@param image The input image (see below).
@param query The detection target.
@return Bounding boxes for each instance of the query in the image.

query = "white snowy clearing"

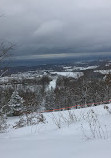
[63,66,98,71]
[73,66,98,71]
[48,78,57,90]
[0,104,111,158]
[94,70,111,74]
[50,71,83,78]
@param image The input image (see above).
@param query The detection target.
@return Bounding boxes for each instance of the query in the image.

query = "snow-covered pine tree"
[8,90,24,116]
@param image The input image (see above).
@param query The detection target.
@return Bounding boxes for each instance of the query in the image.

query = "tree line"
[0,70,111,116]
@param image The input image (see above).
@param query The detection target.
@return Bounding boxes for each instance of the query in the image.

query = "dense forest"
[0,69,111,116]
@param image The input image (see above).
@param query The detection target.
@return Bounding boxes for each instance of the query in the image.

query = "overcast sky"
[0,0,111,60]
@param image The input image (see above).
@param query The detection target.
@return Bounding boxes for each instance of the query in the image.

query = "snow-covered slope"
[0,104,111,158]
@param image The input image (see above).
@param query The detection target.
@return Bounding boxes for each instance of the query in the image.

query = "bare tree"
[0,15,14,77]
[0,42,13,63]
[0,15,14,132]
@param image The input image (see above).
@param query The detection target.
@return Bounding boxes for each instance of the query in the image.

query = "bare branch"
[0,42,15,62]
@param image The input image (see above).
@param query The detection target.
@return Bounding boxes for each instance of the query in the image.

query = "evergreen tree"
[8,90,24,116]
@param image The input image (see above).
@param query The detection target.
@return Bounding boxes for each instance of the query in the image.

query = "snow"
[63,66,72,69]
[50,72,83,78]
[0,71,42,84]
[73,66,98,71]
[63,66,98,72]
[94,70,111,74]
[105,63,111,67]
[47,72,84,91]
[0,104,111,158]
[48,78,57,90]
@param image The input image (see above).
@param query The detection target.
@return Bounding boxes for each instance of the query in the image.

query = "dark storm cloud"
[0,0,111,59]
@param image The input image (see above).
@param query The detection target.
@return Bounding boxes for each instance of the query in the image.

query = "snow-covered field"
[50,71,83,78]
[94,70,111,74]
[0,104,111,158]
[73,66,98,71]
[63,66,98,71]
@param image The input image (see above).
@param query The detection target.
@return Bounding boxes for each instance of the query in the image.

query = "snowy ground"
[50,71,83,78]
[47,78,57,90]
[63,66,98,71]
[0,104,111,158]
[73,66,98,71]
[94,70,111,74]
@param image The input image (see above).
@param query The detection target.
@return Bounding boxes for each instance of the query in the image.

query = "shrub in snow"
[13,116,27,129]
[8,90,24,116]
[104,105,111,114]
[13,113,46,129]
[52,111,78,129]
[81,109,107,139]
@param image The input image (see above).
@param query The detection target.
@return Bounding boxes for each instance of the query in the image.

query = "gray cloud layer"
[0,0,111,59]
